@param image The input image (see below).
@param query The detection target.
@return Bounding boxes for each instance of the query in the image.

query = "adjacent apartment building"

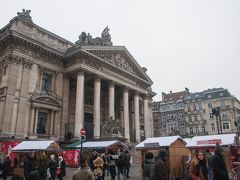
[153,88,240,137]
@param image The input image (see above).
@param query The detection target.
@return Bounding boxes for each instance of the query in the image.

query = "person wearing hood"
[48,154,58,180]
[154,149,169,180]
[72,155,94,180]
[143,152,155,180]
[212,144,229,180]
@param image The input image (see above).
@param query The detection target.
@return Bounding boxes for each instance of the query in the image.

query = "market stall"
[64,140,128,167]
[135,136,190,179]
[11,140,60,178]
[186,133,238,172]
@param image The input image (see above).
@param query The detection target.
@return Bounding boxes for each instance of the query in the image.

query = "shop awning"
[186,133,237,148]
[12,140,59,152]
[135,136,185,149]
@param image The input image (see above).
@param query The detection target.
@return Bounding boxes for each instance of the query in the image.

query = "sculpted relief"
[98,53,136,75]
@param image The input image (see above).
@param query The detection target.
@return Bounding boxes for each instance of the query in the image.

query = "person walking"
[57,156,66,180]
[212,144,229,180]
[154,149,169,180]
[205,149,213,180]
[143,152,155,180]
[48,154,58,180]
[109,158,117,180]
[123,150,131,178]
[72,155,95,180]
[189,151,208,180]
[116,154,126,180]
[2,156,11,180]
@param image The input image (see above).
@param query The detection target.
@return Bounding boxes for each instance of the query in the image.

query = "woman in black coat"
[212,144,229,180]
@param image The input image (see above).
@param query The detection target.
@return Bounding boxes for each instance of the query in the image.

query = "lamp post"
[212,107,222,134]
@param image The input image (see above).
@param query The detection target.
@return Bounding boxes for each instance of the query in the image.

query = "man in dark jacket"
[144,152,155,180]
[154,149,169,180]
[212,144,229,180]
[24,154,35,180]
[116,154,126,180]
[2,156,11,180]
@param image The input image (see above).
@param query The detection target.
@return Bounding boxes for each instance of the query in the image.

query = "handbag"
[56,167,62,176]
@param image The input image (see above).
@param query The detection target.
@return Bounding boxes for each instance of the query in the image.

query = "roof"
[186,134,237,148]
[68,140,128,150]
[135,136,184,149]
[12,140,55,152]
[163,91,186,102]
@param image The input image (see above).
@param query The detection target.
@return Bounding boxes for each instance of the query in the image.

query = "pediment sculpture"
[17,9,33,23]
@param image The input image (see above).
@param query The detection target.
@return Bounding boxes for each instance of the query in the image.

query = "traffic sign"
[80,128,86,136]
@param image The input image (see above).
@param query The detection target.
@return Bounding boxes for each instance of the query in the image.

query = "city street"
[65,164,142,180]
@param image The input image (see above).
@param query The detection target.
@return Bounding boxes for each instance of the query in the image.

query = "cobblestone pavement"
[65,164,142,180]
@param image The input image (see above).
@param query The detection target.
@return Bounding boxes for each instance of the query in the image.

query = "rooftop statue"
[17,9,33,23]
[101,26,111,41]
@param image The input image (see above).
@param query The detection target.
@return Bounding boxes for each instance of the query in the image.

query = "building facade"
[0,10,155,142]
[152,88,189,137]
[153,88,240,137]
[184,88,240,136]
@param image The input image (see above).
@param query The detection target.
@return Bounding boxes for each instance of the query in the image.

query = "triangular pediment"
[80,46,153,84]
[31,92,61,107]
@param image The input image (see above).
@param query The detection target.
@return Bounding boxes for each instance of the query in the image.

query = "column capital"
[77,68,85,75]
[109,81,115,87]
[94,75,102,81]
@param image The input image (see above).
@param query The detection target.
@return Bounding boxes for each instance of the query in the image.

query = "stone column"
[50,110,54,135]
[134,93,140,143]
[144,96,150,138]
[75,71,84,138]
[93,76,101,139]
[29,108,35,134]
[123,88,130,141]
[109,82,115,120]
[34,109,39,134]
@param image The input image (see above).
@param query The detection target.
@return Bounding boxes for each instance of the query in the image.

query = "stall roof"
[135,136,184,149]
[186,133,237,148]
[12,140,55,152]
[76,140,128,149]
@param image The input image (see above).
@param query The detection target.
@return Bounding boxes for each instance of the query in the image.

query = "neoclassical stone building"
[0,10,155,142]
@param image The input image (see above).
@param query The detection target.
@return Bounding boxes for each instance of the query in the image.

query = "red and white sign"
[80,128,86,136]
[197,139,222,145]
[63,150,80,167]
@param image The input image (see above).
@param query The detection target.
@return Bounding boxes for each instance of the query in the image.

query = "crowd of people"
[142,144,230,180]
[73,149,131,180]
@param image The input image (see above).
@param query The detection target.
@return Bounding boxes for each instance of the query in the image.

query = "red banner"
[197,139,222,145]
[0,141,21,162]
[63,150,80,167]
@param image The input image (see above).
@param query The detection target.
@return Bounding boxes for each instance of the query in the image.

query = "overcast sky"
[1,0,240,100]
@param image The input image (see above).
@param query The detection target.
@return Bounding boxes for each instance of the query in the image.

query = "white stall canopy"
[135,136,185,149]
[186,133,237,148]
[75,140,128,149]
[12,140,58,152]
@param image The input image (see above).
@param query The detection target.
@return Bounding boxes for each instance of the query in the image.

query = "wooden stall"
[11,140,60,178]
[186,133,238,173]
[135,136,190,179]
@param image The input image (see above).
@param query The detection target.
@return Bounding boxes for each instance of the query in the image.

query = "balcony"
[185,119,207,126]
[186,109,205,115]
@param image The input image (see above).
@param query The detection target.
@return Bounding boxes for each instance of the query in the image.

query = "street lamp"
[212,107,222,134]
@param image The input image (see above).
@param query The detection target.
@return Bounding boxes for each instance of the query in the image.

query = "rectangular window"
[37,111,48,135]
[188,116,192,122]
[194,115,198,121]
[202,126,205,132]
[222,122,230,130]
[195,127,199,133]
[193,106,197,111]
[198,105,202,110]
[211,123,215,131]
[208,103,212,108]
[209,113,214,118]
[190,127,193,134]
[42,74,52,91]
[220,100,225,107]
[187,106,191,112]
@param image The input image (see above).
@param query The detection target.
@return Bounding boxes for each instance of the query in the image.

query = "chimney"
[162,92,166,101]
[185,87,189,95]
